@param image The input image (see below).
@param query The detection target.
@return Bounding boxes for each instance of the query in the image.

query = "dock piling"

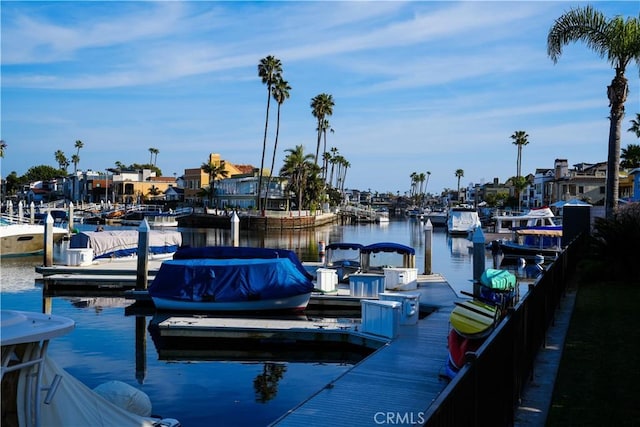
[44,213,54,267]
[136,219,150,290]
[424,219,433,274]
[472,226,485,296]
[231,211,240,247]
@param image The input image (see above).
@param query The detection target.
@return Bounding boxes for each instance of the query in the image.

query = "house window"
[578,186,584,194]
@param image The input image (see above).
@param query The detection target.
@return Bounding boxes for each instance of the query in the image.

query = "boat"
[443,328,485,379]
[449,299,500,339]
[495,226,563,260]
[0,309,179,427]
[68,229,182,261]
[447,206,481,235]
[478,268,518,309]
[359,242,416,273]
[375,209,390,223]
[1,215,68,257]
[323,242,364,283]
[421,208,448,226]
[492,206,560,234]
[148,246,315,312]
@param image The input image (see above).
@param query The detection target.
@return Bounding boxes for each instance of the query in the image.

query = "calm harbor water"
[1,217,502,426]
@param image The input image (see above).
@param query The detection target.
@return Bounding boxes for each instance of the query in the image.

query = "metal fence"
[422,234,584,426]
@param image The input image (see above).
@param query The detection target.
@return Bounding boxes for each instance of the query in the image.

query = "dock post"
[472,226,485,297]
[424,219,433,274]
[30,202,35,224]
[136,219,150,290]
[231,211,240,247]
[18,201,24,222]
[44,213,54,267]
[68,202,74,233]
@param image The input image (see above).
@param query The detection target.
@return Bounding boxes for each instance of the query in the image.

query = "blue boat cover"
[361,242,415,255]
[325,243,364,251]
[148,258,314,303]
[172,246,314,280]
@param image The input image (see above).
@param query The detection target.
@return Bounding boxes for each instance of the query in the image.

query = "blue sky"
[2,1,638,196]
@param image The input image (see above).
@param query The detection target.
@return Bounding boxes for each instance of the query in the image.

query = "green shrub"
[586,202,640,282]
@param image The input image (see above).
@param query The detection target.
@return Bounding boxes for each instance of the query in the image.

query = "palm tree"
[328,147,339,187]
[629,113,640,138]
[310,93,334,166]
[510,130,530,178]
[547,6,640,217]
[621,144,640,169]
[148,147,159,166]
[0,140,6,158]
[280,145,315,216]
[320,119,334,180]
[257,55,283,213]
[455,169,464,201]
[201,161,229,208]
[54,150,68,172]
[425,171,431,195]
[264,77,291,211]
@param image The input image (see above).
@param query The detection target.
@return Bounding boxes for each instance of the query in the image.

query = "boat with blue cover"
[148,246,315,312]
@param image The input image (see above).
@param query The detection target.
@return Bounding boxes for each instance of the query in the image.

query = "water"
[0,217,505,426]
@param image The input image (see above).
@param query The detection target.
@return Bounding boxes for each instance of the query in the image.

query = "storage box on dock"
[361,300,401,339]
[379,292,421,325]
[316,268,338,293]
[349,273,384,298]
[383,267,418,291]
[66,248,94,266]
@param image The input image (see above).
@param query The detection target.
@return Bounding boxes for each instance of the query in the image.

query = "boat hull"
[1,225,67,257]
[151,292,312,312]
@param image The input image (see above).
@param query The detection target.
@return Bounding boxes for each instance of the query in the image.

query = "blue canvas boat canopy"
[361,242,415,255]
[148,258,314,303]
[325,243,365,251]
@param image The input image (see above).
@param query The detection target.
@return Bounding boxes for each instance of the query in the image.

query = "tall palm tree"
[280,145,315,215]
[629,113,640,138]
[264,77,291,211]
[310,93,334,166]
[328,147,339,187]
[148,148,159,166]
[149,147,154,165]
[201,161,229,208]
[455,169,464,201]
[257,55,283,213]
[547,6,640,217]
[0,140,6,158]
[510,130,530,178]
[425,171,431,195]
[320,118,334,179]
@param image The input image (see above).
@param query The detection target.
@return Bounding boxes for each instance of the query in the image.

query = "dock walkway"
[271,277,459,426]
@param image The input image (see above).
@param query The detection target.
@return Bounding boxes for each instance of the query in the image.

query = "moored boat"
[492,206,559,234]
[447,206,481,235]
[496,226,563,260]
[148,246,315,312]
[323,242,364,283]
[68,229,182,261]
[0,309,179,427]
[1,215,68,257]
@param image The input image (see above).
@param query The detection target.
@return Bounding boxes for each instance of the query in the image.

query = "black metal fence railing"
[422,234,584,426]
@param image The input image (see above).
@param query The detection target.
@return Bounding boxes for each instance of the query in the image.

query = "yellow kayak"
[450,299,499,338]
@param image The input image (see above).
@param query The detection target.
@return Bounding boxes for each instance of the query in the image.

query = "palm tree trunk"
[605,72,627,218]
[258,90,272,214]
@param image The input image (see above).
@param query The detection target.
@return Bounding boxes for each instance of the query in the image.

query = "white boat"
[0,309,179,427]
[421,209,448,226]
[1,215,68,257]
[67,229,182,261]
[447,206,481,235]
[496,226,564,260]
[492,206,559,234]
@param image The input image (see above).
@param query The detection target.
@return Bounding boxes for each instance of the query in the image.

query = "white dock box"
[383,267,418,290]
[316,268,338,293]
[66,248,94,266]
[361,300,401,339]
[349,273,385,298]
[379,292,421,325]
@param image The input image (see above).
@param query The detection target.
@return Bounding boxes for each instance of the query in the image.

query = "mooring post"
[231,211,240,247]
[18,201,24,223]
[424,219,433,275]
[68,202,74,233]
[136,219,150,290]
[472,226,485,297]
[44,212,54,267]
[30,202,35,225]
